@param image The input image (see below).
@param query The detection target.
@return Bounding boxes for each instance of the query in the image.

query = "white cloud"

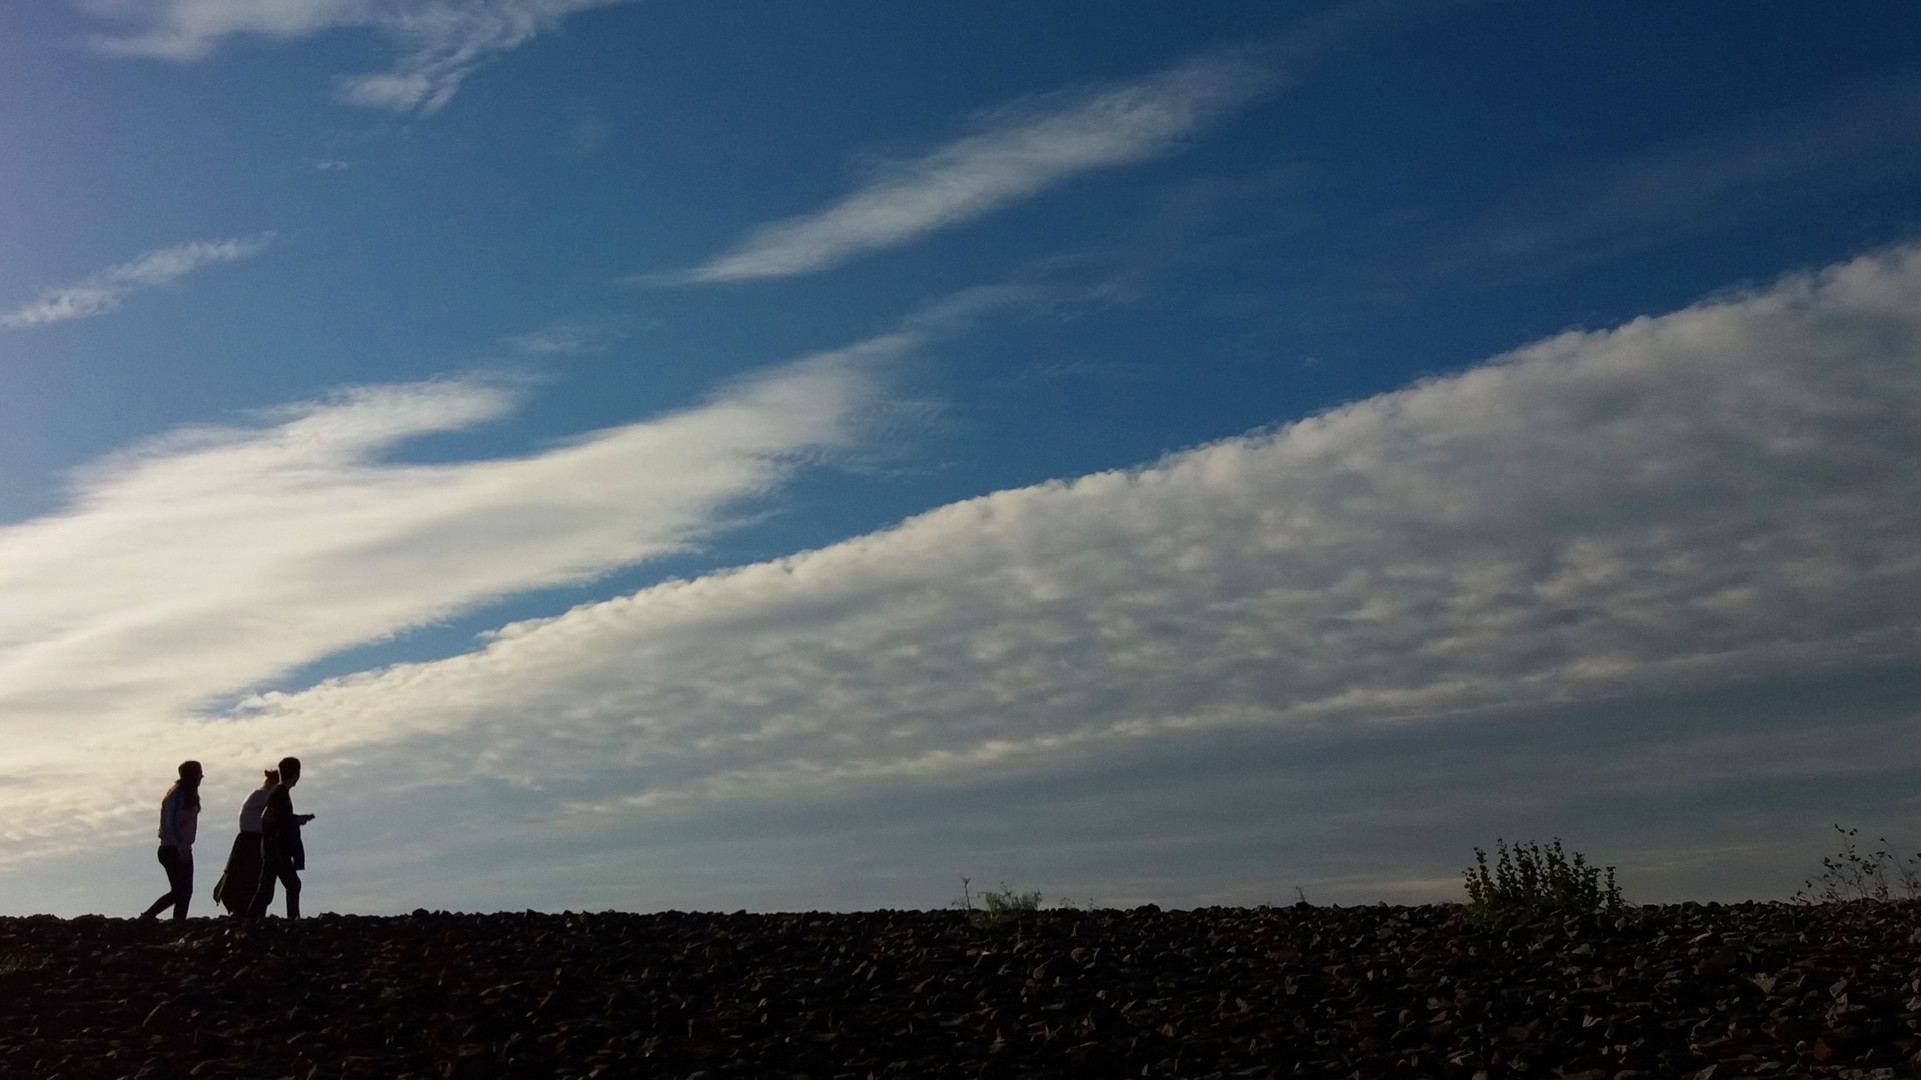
[504,320,619,356]
[11,245,1921,911]
[1,234,273,329]
[168,243,1921,890]
[0,337,892,858]
[661,49,1281,285]
[79,0,635,113]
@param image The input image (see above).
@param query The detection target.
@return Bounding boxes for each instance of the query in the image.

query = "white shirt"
[238,787,273,834]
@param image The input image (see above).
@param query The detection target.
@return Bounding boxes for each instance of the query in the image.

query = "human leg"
[166,847,193,919]
[277,862,302,920]
[142,846,191,920]
[139,846,175,919]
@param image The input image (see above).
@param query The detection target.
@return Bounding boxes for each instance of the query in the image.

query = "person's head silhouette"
[279,756,301,788]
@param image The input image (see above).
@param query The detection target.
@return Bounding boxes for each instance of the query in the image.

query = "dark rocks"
[1,902,1919,1077]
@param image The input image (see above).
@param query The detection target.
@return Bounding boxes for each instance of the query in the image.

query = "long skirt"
[211,831,262,915]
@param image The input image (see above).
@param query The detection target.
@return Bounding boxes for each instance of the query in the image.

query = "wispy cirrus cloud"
[8,244,1921,912]
[504,320,622,357]
[33,241,1908,913]
[2,234,273,329]
[284,242,1921,804]
[654,48,1283,285]
[78,0,636,113]
[0,282,1051,871]
[0,335,896,863]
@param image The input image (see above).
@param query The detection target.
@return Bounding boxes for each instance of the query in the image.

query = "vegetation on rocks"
[6,835,1921,1077]
[1795,825,1921,905]
[951,876,1047,928]
[3,899,1921,1078]
[1462,838,1623,920]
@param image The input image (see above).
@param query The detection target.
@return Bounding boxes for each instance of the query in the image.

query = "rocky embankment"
[1,902,1918,1079]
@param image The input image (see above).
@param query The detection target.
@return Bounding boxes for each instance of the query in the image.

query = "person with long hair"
[211,768,278,916]
[139,760,202,921]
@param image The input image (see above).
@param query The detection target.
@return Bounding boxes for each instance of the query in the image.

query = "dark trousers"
[142,845,192,920]
[246,837,301,919]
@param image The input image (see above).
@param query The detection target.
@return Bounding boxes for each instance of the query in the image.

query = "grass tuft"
[1794,824,1921,904]
[1462,838,1622,920]
[951,876,1046,928]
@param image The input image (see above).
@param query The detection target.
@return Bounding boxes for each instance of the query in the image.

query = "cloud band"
[2,234,273,329]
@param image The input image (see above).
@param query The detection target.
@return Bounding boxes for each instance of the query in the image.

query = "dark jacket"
[259,783,307,871]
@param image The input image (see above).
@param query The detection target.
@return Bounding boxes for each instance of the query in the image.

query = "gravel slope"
[1,902,1918,1079]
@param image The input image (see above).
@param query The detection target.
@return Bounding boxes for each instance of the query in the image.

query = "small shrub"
[1462,838,1622,919]
[952,876,1045,928]
[1794,824,1921,904]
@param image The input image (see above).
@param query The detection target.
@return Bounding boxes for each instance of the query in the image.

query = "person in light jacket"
[139,760,202,921]
[212,768,277,916]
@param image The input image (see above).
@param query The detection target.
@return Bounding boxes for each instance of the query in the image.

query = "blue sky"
[2,1,1920,916]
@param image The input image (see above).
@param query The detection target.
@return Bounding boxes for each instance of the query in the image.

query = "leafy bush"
[951,876,1045,928]
[1794,824,1921,904]
[1462,838,1622,918]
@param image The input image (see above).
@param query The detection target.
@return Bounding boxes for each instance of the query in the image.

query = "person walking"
[139,760,202,921]
[211,768,277,915]
[245,756,314,920]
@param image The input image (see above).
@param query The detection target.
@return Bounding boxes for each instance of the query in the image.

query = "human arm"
[272,790,314,827]
[158,789,180,848]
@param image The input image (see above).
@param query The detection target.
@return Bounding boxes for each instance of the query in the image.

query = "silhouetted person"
[139,760,202,921]
[212,768,277,916]
[245,756,314,920]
